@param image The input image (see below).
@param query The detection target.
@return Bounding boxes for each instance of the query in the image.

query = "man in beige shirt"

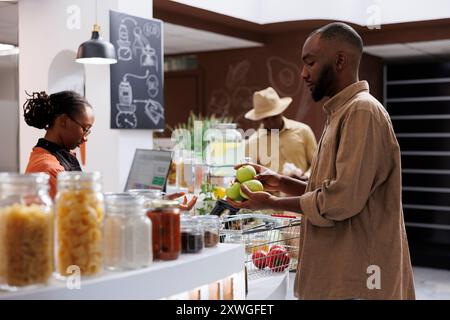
[245,87,317,177]
[228,22,415,299]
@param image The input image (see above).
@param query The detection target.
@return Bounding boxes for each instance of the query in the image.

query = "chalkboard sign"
[109,10,164,129]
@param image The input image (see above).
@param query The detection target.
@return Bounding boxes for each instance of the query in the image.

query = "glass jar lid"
[149,199,180,210]
[128,189,165,199]
[0,172,50,194]
[104,193,145,215]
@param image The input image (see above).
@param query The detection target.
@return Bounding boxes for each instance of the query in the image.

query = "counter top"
[0,243,245,300]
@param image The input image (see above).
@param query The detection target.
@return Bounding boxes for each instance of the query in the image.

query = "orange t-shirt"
[25,147,65,198]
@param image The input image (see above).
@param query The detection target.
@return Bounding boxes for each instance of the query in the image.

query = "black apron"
[35,138,82,171]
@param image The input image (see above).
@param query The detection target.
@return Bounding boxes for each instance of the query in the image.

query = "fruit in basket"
[226,182,244,201]
[236,165,257,183]
[252,249,268,269]
[239,180,264,199]
[268,245,285,253]
[213,186,227,199]
[267,246,290,272]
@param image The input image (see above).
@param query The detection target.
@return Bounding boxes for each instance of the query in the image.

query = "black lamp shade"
[76,27,117,64]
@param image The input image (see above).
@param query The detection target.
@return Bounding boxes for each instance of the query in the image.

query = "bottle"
[196,215,221,248]
[55,171,104,278]
[145,199,181,260]
[0,173,53,291]
[181,216,204,254]
[104,193,152,271]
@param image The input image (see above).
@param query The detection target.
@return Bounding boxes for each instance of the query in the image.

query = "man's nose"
[82,136,88,143]
[300,65,309,80]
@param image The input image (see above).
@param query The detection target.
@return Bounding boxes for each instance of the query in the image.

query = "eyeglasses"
[67,115,91,137]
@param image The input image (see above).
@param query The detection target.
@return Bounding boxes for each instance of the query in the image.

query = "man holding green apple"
[227,22,415,300]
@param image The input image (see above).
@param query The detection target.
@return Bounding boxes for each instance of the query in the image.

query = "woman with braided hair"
[24,91,94,198]
[23,90,197,209]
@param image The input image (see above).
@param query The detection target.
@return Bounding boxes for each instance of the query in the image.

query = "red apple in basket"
[267,247,290,272]
[268,245,285,253]
[252,250,268,269]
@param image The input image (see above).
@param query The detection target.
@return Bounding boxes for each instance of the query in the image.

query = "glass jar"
[128,189,165,200]
[0,173,53,291]
[204,123,244,190]
[196,215,220,248]
[104,193,152,271]
[55,171,104,278]
[204,123,244,167]
[146,199,180,260]
[181,216,204,254]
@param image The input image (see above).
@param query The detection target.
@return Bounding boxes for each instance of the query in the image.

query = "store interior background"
[1,0,450,298]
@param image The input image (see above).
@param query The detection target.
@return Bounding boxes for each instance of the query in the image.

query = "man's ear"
[335,51,347,72]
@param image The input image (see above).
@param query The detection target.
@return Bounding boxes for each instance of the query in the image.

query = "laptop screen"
[124,149,172,192]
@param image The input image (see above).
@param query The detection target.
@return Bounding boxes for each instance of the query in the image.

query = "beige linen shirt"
[295,81,415,300]
[246,117,317,174]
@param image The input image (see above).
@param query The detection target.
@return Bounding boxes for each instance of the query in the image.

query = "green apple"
[236,165,257,183]
[226,182,244,201]
[240,179,264,199]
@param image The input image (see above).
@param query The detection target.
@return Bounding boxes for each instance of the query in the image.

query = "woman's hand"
[165,192,198,211]
[226,184,277,211]
[234,163,282,192]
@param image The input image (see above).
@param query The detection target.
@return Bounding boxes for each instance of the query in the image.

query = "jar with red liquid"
[146,199,180,260]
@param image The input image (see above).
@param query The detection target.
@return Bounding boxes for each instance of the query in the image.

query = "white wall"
[19,0,154,192]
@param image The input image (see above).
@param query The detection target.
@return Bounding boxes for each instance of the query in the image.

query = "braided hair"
[23,91,91,130]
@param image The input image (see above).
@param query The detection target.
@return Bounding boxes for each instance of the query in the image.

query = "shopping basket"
[220,213,301,280]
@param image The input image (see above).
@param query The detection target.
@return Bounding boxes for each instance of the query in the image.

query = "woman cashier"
[23,90,196,208]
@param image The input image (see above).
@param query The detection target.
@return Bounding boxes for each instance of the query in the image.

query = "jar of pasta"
[55,171,104,278]
[104,193,152,271]
[146,200,180,260]
[0,173,53,291]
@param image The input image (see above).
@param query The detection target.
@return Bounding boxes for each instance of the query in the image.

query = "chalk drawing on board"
[116,17,137,61]
[144,22,161,39]
[267,56,301,97]
[133,98,164,126]
[146,74,159,98]
[116,16,159,69]
[115,70,150,128]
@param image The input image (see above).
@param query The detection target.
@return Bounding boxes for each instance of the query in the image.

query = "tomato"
[252,250,267,269]
[267,248,290,272]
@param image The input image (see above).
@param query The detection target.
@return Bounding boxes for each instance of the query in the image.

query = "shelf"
[0,243,245,300]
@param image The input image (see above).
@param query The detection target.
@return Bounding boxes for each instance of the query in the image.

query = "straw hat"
[244,87,292,121]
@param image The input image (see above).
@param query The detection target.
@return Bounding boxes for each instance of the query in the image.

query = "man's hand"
[226,183,277,210]
[234,163,282,192]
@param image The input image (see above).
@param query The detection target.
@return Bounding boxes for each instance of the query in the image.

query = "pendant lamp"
[76,1,117,64]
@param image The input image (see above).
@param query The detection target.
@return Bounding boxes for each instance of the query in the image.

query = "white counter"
[0,243,245,300]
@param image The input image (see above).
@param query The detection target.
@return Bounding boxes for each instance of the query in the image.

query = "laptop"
[124,149,173,192]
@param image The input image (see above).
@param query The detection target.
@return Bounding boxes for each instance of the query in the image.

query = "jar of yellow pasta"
[55,171,104,278]
[0,173,53,291]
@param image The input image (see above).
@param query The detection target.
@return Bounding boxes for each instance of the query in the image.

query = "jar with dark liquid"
[181,216,204,254]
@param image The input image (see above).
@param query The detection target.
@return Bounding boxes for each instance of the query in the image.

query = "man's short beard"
[312,63,334,102]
